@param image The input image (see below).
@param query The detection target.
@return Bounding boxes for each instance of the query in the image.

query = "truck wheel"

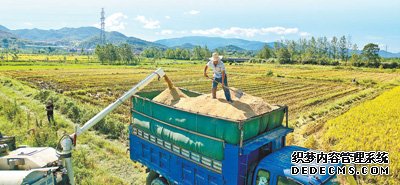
[146,171,159,185]
[151,177,168,185]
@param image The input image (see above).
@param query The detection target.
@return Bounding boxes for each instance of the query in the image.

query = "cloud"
[300,32,311,37]
[23,22,33,26]
[191,26,304,37]
[156,29,188,36]
[160,29,173,35]
[165,16,171,19]
[94,12,128,31]
[106,13,128,31]
[135,15,160,29]
[185,10,200,15]
[261,27,299,35]
[178,30,187,34]
[192,27,257,37]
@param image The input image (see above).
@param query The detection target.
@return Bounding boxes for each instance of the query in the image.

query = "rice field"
[1,59,399,184]
[321,86,400,185]
[2,62,399,125]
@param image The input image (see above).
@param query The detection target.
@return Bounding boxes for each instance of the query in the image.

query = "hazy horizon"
[1,0,399,52]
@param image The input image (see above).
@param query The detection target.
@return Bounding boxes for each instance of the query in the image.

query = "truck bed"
[129,125,293,185]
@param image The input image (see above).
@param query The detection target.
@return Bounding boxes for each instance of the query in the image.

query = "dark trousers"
[47,113,55,125]
[212,74,232,102]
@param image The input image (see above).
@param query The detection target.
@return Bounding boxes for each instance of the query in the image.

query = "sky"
[0,0,399,52]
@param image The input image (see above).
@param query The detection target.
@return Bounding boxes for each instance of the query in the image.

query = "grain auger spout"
[59,68,166,185]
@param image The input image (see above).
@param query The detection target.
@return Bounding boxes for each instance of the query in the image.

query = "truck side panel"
[130,130,224,185]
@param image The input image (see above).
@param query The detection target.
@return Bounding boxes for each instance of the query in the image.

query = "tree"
[362,43,381,67]
[321,37,329,58]
[273,42,281,54]
[118,44,134,64]
[339,36,348,62]
[105,44,118,63]
[308,37,317,56]
[316,37,324,58]
[350,44,361,67]
[180,49,190,60]
[347,35,352,60]
[141,47,163,59]
[276,47,291,64]
[330,36,338,59]
[47,47,55,54]
[192,46,202,60]
[95,45,106,64]
[95,44,139,65]
[286,40,297,60]
[165,49,174,59]
[298,38,307,55]
[350,53,362,67]
[351,44,358,55]
[257,45,273,59]
[301,37,318,64]
[202,45,211,60]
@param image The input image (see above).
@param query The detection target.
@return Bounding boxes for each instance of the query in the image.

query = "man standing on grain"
[204,52,233,103]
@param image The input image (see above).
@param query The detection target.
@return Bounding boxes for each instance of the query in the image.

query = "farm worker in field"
[46,100,55,125]
[204,52,233,103]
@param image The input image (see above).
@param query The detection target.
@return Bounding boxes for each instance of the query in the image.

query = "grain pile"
[153,87,277,120]
[152,87,188,105]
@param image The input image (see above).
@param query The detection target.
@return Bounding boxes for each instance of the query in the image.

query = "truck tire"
[151,177,168,185]
[146,171,159,185]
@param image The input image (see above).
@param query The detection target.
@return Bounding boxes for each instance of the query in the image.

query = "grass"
[0,77,145,184]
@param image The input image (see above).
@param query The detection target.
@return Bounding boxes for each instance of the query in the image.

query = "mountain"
[0,25,164,49]
[76,31,165,49]
[155,36,272,50]
[11,27,101,42]
[0,25,10,32]
[0,26,15,39]
[170,43,197,49]
[216,45,246,52]
[0,30,16,39]
[378,50,400,58]
[0,24,399,57]
[349,49,400,58]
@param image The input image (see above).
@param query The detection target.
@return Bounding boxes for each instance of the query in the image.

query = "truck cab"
[253,146,341,185]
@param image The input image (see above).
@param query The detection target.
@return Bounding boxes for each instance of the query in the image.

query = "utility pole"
[100,8,106,45]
